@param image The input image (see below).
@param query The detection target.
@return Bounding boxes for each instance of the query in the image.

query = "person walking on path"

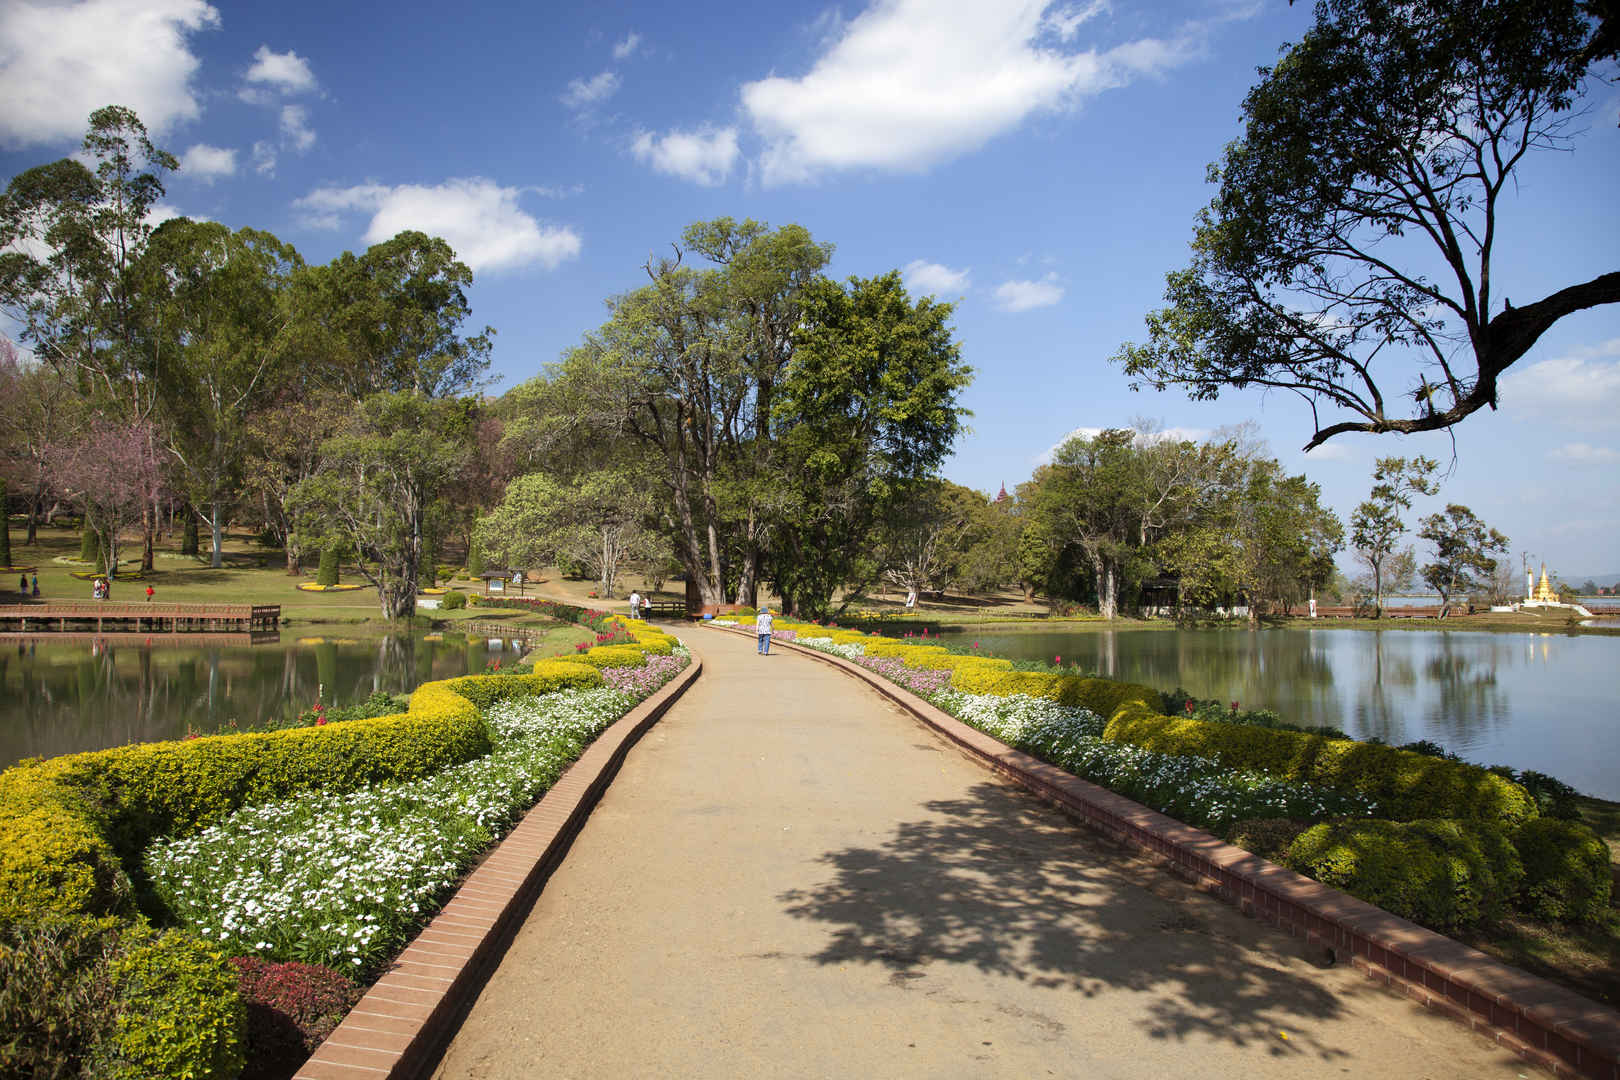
[145,584,154,602]
[30,572,38,598]
[755,607,773,654]
[629,590,642,620]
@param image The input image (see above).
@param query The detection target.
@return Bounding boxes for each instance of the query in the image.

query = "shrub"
[570,645,649,669]
[231,957,362,1077]
[861,641,949,662]
[435,661,604,709]
[0,914,126,1078]
[1103,708,1538,826]
[1229,818,1311,861]
[105,929,246,1080]
[1511,818,1613,923]
[316,547,340,587]
[1283,818,1522,930]
[909,653,1014,673]
[440,590,467,610]
[947,666,1162,718]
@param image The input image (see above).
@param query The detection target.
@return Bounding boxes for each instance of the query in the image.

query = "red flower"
[1230,701,1239,711]
[1185,701,1195,714]
[1054,654,1061,666]
[316,716,327,726]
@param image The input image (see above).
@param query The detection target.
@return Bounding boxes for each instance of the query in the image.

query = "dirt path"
[432,626,1529,1079]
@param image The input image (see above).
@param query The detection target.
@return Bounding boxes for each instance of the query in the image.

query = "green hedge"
[569,644,650,669]
[1283,818,1524,930]
[433,661,604,709]
[1511,818,1613,923]
[0,916,244,1080]
[949,666,1162,718]
[1103,706,1537,826]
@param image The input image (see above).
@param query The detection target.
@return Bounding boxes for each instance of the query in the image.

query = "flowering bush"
[851,655,951,697]
[600,651,691,699]
[796,636,866,660]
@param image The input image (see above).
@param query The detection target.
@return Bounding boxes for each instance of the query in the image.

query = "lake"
[928,625,1620,800]
[0,631,530,770]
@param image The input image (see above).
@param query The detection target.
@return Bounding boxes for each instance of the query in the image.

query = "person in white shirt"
[629,590,641,619]
[756,608,774,655]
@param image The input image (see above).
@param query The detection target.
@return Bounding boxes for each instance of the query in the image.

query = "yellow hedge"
[861,641,948,662]
[570,644,650,669]
[1102,707,1538,826]
[912,653,1014,672]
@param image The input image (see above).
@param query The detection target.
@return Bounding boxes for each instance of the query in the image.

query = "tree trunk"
[210,502,224,569]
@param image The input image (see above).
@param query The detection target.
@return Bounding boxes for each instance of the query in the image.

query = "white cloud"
[242,45,317,97]
[251,140,277,175]
[0,0,219,147]
[1501,340,1620,417]
[293,178,583,273]
[630,127,740,187]
[612,32,641,61]
[994,275,1064,312]
[280,105,316,152]
[561,71,621,109]
[740,0,1206,185]
[1549,443,1620,465]
[179,143,236,182]
[903,260,970,296]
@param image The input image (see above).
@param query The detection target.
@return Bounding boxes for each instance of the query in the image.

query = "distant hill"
[1565,573,1620,590]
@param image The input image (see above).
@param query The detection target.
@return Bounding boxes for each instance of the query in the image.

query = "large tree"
[289,393,472,618]
[1419,503,1509,616]
[764,272,971,618]
[1114,0,1618,449]
[142,219,302,567]
[0,106,178,569]
[476,469,656,599]
[1350,455,1438,614]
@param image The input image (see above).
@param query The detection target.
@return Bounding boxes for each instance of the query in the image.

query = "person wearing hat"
[755,606,774,655]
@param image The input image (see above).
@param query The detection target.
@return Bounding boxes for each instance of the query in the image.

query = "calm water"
[932,626,1620,800]
[0,632,529,770]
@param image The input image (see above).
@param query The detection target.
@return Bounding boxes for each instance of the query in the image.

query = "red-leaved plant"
[231,956,363,1079]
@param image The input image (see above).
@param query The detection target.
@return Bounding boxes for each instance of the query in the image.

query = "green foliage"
[476,469,654,599]
[1511,818,1613,923]
[1229,818,1309,861]
[106,929,245,1080]
[466,540,485,577]
[1418,504,1509,616]
[569,645,649,670]
[440,589,467,610]
[0,917,243,1080]
[1103,710,1538,826]
[0,914,126,1078]
[1111,0,1613,448]
[315,546,339,587]
[434,660,604,709]
[80,525,96,563]
[1284,818,1523,930]
[946,664,1162,716]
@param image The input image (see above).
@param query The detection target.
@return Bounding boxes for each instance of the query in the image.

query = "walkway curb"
[294,649,704,1080]
[714,625,1620,1080]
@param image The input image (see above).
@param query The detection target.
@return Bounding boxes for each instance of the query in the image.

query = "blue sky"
[3,0,1618,577]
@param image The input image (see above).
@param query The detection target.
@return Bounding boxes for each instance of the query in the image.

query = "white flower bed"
[145,672,681,973]
[796,636,867,659]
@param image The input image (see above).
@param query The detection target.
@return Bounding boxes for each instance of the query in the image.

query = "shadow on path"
[779,780,1353,1063]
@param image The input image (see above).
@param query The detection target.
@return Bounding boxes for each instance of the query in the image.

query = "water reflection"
[0,632,527,770]
[929,626,1619,799]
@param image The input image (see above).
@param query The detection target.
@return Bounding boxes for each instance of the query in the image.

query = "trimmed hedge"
[569,644,650,669]
[433,661,604,709]
[861,641,949,662]
[1511,818,1613,923]
[910,653,1015,672]
[106,930,246,1079]
[1283,818,1524,930]
[0,916,245,1080]
[1103,706,1538,826]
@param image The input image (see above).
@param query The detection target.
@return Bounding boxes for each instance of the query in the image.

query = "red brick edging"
[716,625,1620,1080]
[294,654,703,1080]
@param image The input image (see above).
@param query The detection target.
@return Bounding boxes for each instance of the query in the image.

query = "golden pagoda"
[1534,563,1557,604]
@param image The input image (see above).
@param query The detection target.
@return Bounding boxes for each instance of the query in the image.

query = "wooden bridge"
[0,602,280,634]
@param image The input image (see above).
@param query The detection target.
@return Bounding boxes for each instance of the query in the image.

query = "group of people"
[627,591,653,620]
[17,573,39,598]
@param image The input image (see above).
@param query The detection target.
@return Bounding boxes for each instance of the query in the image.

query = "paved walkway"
[432,627,1528,1078]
